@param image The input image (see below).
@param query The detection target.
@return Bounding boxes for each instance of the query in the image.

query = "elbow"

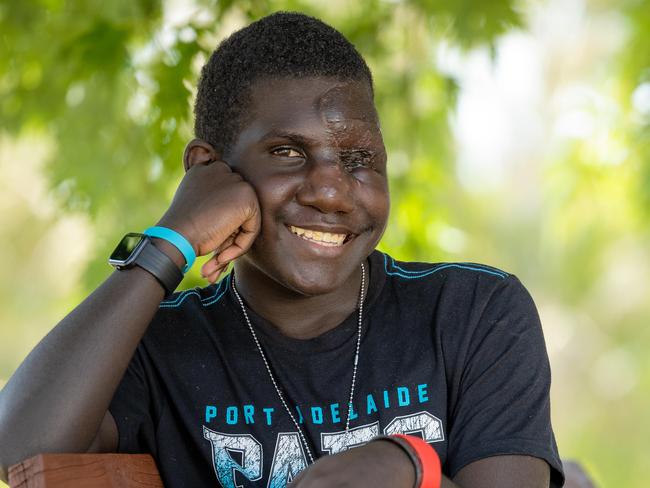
[0,433,8,483]
[0,426,16,484]
[0,443,10,484]
[0,432,9,483]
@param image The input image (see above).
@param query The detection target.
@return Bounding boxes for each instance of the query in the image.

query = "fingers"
[204,266,227,284]
[212,205,262,265]
[200,258,228,284]
[200,256,222,276]
[215,229,257,264]
[192,179,260,260]
[199,226,257,283]
[240,199,262,237]
[215,232,237,256]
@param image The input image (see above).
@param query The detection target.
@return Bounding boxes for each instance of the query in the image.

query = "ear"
[183,139,220,172]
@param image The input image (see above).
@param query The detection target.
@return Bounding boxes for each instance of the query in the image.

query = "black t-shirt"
[109,250,564,487]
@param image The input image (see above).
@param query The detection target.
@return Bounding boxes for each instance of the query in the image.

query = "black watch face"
[109,233,147,267]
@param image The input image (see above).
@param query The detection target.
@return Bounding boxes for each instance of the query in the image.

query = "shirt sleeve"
[108,343,160,455]
[445,275,564,487]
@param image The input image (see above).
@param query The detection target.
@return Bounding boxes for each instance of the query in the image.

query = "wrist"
[155,216,199,255]
[108,234,183,296]
[369,438,417,487]
[151,238,187,270]
[144,225,196,273]
[371,435,441,488]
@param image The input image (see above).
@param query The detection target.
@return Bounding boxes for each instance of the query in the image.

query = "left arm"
[452,454,550,488]
[291,275,561,487]
[289,441,550,487]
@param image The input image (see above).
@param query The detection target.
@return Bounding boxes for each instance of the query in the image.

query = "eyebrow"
[259,130,318,146]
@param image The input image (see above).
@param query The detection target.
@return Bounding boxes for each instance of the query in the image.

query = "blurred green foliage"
[0,0,525,289]
[1,0,649,486]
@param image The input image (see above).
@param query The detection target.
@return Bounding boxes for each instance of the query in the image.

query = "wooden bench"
[8,454,163,488]
[9,454,596,487]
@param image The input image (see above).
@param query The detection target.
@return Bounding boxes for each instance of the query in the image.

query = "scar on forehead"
[316,84,374,127]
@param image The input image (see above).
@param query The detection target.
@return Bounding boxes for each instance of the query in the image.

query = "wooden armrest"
[8,453,163,487]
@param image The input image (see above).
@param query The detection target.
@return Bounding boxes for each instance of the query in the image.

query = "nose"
[296,156,356,214]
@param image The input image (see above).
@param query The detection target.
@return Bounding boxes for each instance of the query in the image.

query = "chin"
[285,270,346,296]
[242,247,360,297]
[267,258,352,296]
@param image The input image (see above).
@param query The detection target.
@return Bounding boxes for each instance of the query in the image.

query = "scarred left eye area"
[340,149,375,171]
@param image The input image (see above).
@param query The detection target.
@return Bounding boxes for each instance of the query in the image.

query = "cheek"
[375,191,391,223]
[355,176,390,221]
[250,174,300,219]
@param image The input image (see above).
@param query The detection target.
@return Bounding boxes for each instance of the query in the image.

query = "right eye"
[271,147,303,158]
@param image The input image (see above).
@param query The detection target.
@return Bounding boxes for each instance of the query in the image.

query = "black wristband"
[371,435,422,488]
[134,239,184,296]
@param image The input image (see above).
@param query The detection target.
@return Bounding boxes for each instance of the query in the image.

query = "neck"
[232,261,367,340]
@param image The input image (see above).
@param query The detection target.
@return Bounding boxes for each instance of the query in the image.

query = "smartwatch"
[108,233,183,296]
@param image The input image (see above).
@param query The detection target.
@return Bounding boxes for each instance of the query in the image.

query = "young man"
[0,12,564,488]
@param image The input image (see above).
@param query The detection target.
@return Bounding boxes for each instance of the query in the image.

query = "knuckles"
[164,159,262,259]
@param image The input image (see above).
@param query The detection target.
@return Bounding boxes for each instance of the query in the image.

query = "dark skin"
[221,77,390,338]
[0,76,550,487]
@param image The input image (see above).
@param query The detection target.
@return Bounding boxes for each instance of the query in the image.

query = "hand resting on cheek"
[157,156,262,284]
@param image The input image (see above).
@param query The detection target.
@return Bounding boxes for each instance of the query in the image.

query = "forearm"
[0,262,169,476]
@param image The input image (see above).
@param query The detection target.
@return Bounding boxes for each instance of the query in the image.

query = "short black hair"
[194,12,374,155]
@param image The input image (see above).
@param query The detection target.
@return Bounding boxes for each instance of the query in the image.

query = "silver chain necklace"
[231,263,366,464]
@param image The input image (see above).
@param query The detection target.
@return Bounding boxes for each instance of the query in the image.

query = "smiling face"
[225,76,389,296]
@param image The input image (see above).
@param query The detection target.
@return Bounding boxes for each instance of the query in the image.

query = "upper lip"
[286,223,358,236]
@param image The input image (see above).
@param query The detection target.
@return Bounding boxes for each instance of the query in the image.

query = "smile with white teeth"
[289,225,348,247]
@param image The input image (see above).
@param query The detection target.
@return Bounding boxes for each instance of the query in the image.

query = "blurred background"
[1,0,649,486]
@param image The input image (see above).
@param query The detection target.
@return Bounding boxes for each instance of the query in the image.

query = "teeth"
[290,226,348,246]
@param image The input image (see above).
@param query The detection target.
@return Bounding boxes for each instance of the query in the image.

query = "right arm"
[0,160,260,482]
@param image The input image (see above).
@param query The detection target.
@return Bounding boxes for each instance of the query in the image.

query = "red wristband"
[393,434,441,488]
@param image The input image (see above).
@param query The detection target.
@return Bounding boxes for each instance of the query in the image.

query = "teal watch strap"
[144,226,196,273]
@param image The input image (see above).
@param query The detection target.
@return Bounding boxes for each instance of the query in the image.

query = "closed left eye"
[343,159,368,171]
[340,149,375,172]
